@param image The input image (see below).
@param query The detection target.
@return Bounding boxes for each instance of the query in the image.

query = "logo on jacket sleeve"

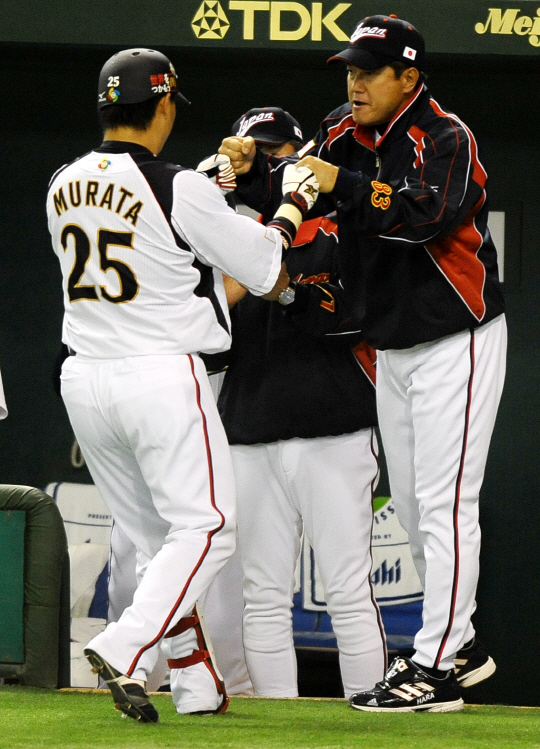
[371,180,392,210]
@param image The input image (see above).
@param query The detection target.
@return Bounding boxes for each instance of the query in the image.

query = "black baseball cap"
[97,48,190,110]
[231,107,303,145]
[328,14,425,71]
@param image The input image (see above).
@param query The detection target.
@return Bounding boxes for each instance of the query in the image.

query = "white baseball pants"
[61,353,236,682]
[376,314,507,671]
[232,428,387,698]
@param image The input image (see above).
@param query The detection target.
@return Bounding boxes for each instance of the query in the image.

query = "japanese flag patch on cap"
[328,14,426,71]
[403,46,417,60]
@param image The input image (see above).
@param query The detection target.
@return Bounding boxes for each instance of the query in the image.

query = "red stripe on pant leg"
[435,332,475,668]
[368,427,388,670]
[126,355,226,676]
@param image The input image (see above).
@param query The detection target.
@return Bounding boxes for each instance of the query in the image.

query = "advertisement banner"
[301,496,423,610]
[2,1,540,56]
[293,496,423,651]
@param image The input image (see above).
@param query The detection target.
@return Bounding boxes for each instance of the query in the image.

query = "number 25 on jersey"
[61,226,139,304]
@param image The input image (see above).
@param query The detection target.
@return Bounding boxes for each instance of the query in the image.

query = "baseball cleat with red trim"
[349,657,464,713]
[455,638,496,688]
[84,649,159,723]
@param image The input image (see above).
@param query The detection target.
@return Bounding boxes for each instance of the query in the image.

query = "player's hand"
[297,156,338,193]
[196,153,237,195]
[267,165,319,249]
[218,136,256,175]
[282,163,319,213]
[262,262,290,301]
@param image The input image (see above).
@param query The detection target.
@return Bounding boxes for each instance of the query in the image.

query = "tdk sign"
[192,1,351,41]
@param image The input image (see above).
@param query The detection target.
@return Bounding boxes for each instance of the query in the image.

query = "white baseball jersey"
[47,143,282,358]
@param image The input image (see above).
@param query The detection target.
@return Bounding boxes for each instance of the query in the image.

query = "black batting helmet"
[97,48,190,110]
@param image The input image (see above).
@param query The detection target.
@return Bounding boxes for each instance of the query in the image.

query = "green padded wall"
[0,486,70,688]
[0,511,26,663]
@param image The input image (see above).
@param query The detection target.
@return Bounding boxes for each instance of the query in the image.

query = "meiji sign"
[475,7,540,48]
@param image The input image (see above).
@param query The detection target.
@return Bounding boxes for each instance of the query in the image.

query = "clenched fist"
[218,136,257,175]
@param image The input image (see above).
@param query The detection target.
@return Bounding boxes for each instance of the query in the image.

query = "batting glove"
[268,164,319,249]
[281,163,319,213]
[196,153,237,195]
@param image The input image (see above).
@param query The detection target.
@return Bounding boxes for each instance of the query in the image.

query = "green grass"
[0,687,539,749]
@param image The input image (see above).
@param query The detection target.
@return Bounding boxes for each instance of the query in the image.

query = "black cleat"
[455,638,496,688]
[84,648,159,723]
[349,657,464,713]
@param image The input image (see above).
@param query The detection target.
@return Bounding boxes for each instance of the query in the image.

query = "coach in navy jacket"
[220,14,506,714]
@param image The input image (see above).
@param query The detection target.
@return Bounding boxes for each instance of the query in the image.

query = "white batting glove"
[196,153,237,195]
[281,163,319,212]
[267,165,320,250]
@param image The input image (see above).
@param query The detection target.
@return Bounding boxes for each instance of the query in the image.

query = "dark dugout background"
[0,42,539,705]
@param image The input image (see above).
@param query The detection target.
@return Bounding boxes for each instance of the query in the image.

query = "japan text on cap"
[231,107,303,145]
[328,14,425,71]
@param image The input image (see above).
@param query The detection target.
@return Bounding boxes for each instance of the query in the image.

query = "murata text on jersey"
[52,180,144,227]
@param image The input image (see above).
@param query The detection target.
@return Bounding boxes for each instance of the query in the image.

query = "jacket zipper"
[375,149,381,177]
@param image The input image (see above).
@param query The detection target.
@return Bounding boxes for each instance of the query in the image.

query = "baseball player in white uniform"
[46,48,318,722]
[220,14,506,713]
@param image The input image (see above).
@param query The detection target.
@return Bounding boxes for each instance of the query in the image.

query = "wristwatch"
[277,285,296,306]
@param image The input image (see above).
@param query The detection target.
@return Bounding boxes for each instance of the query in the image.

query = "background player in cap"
[207,107,386,699]
[231,106,303,155]
[220,14,506,712]
[47,47,318,722]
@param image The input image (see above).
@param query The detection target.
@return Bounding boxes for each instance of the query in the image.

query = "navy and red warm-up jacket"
[217,215,378,445]
[236,84,505,351]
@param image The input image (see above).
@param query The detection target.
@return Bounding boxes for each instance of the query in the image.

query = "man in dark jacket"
[219,15,506,713]
[215,108,387,700]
